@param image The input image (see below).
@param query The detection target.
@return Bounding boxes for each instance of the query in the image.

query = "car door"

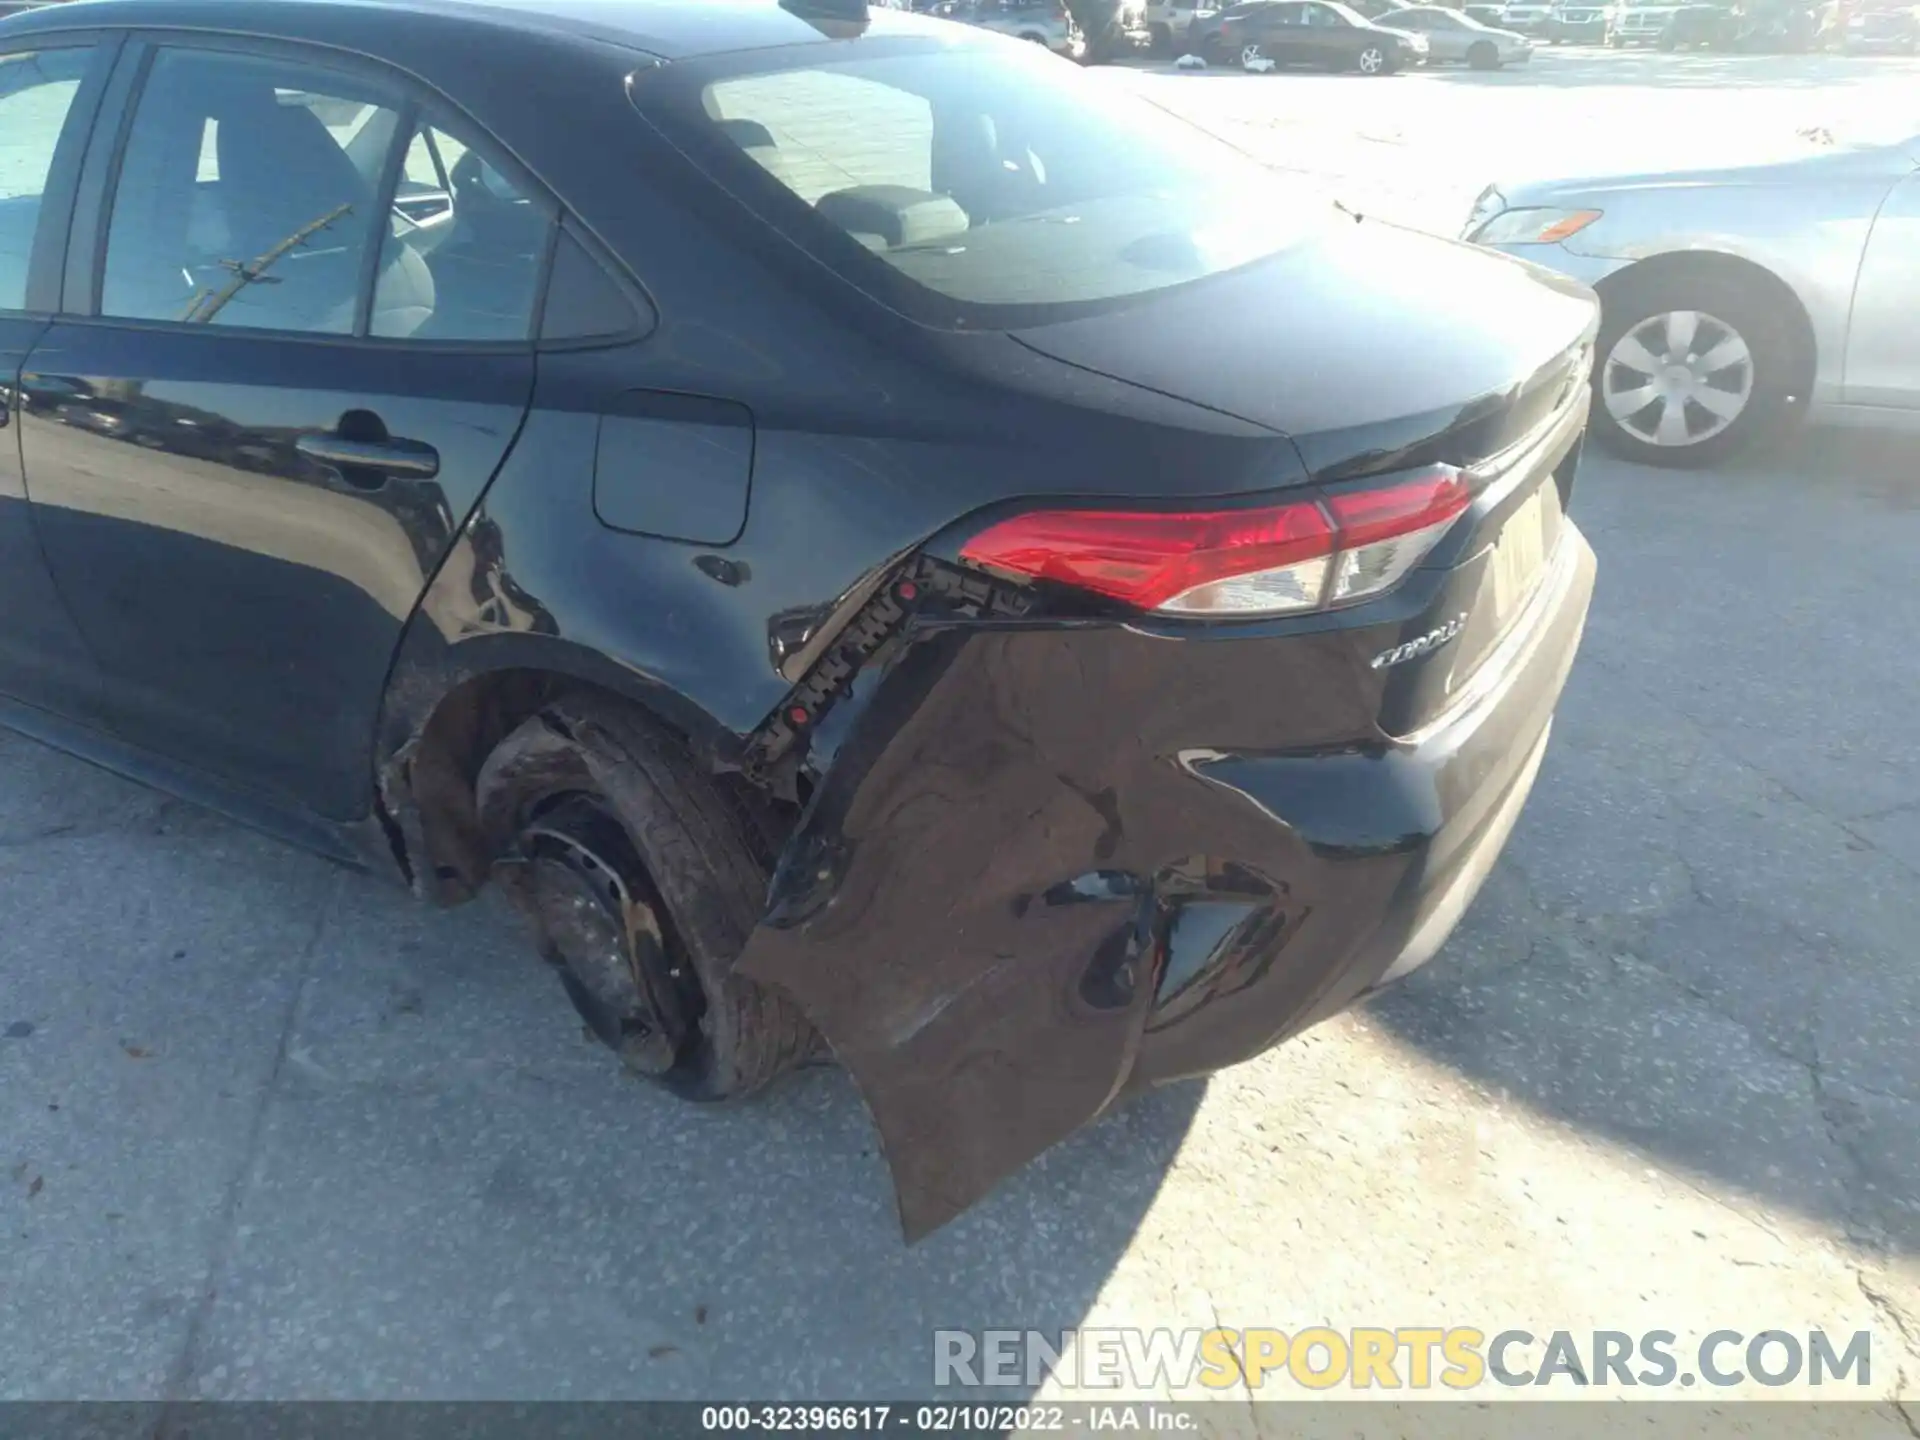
[1252,1,1310,59]
[0,41,117,723]
[1302,1,1361,59]
[1422,9,1469,55]
[17,37,550,821]
[1390,6,1437,46]
[1414,9,1467,56]
[1843,169,1920,409]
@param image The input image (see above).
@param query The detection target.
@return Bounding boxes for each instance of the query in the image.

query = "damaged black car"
[0,0,1596,1237]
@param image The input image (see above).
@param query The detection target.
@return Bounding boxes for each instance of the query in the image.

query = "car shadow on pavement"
[1361,431,1920,1280]
[0,747,1203,1400]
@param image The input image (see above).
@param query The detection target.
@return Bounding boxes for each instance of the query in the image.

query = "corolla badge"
[1370,613,1470,670]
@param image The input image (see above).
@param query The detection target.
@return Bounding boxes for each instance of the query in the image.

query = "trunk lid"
[1011,217,1597,481]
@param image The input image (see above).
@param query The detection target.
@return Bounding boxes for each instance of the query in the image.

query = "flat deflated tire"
[475,694,818,1101]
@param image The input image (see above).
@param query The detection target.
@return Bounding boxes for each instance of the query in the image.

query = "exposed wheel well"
[1593,250,1818,406]
[380,668,801,907]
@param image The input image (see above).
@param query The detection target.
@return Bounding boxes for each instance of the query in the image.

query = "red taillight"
[1322,470,1471,606]
[959,466,1470,618]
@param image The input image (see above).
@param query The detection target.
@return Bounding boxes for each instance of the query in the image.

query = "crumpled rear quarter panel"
[737,617,1411,1240]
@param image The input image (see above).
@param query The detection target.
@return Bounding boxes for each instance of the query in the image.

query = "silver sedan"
[1464,127,1920,467]
[1386,5,1534,64]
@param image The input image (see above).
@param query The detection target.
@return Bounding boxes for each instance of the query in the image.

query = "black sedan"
[0,0,1594,1237]
[1658,2,1740,45]
[1226,0,1431,69]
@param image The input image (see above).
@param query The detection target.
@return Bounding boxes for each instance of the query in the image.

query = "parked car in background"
[934,0,1088,54]
[1188,0,1273,55]
[1232,0,1429,68]
[1464,1,1509,18]
[1500,0,1556,32]
[1466,123,1920,465]
[1343,0,1415,17]
[1659,2,1739,45]
[1388,5,1534,62]
[0,0,1598,1241]
[1547,0,1610,39]
[1842,1,1918,48]
[1607,0,1682,42]
[1144,0,1204,47]
[1731,0,1820,45]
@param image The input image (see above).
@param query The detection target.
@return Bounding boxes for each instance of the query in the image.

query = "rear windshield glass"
[632,34,1324,329]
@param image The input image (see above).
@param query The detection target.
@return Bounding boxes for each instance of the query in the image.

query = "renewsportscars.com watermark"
[934,1328,1876,1392]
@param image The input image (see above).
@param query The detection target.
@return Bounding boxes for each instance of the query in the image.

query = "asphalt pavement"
[2,46,1918,1417]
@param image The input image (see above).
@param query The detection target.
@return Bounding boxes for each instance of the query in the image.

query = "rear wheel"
[475,694,819,1101]
[1467,39,1501,66]
[1241,40,1269,66]
[1355,42,1392,71]
[1590,269,1797,468]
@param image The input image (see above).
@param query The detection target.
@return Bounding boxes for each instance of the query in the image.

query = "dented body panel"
[740,417,1595,1238]
[0,0,1599,1235]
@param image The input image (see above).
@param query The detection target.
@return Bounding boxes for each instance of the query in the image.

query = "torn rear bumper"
[738,522,1595,1240]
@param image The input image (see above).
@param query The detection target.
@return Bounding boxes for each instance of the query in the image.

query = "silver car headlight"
[1471,206,1603,244]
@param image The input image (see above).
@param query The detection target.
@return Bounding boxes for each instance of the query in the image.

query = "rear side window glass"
[540,225,644,342]
[370,116,553,341]
[0,48,94,311]
[102,49,398,333]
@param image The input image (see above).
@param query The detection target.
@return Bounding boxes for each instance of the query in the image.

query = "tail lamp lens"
[959,466,1470,618]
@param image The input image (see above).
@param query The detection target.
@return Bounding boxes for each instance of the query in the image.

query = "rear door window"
[368,115,553,340]
[0,48,97,311]
[99,45,559,344]
[101,48,399,333]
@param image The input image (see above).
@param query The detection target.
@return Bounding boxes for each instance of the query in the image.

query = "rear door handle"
[296,431,440,484]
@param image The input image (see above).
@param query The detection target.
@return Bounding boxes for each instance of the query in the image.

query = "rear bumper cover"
[1130,519,1593,1089]
[739,510,1595,1241]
